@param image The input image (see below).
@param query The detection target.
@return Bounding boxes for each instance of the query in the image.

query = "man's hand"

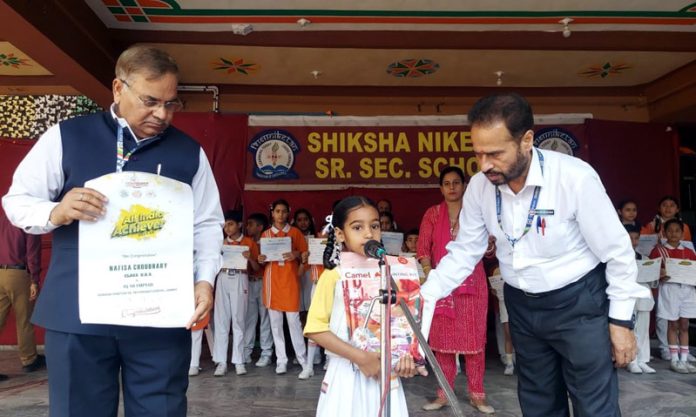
[29,282,39,301]
[49,187,108,226]
[186,281,214,329]
[609,323,636,368]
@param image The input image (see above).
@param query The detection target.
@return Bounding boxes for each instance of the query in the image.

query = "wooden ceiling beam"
[1,0,116,104]
[111,29,696,52]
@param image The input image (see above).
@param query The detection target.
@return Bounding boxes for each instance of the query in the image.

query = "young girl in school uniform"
[649,219,696,374]
[294,208,317,314]
[642,196,692,241]
[304,196,424,417]
[617,199,641,230]
[258,199,310,378]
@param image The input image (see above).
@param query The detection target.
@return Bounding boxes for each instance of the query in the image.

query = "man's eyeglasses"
[120,79,184,113]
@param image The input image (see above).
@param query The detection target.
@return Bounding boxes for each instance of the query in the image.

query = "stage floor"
[1,346,695,417]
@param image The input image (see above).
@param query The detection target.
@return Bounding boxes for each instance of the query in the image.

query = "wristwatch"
[608,314,636,330]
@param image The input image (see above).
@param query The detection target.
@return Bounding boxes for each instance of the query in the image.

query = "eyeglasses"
[120,79,184,112]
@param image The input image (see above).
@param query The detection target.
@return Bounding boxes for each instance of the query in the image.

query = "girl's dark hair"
[439,166,466,186]
[616,199,637,211]
[323,196,377,269]
[663,218,684,233]
[293,208,316,235]
[269,199,290,214]
[247,212,269,230]
[658,195,680,210]
[405,228,419,238]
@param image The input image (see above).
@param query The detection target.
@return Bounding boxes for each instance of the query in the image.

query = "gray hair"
[115,45,179,81]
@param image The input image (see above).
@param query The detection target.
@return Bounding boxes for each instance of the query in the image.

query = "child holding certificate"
[294,208,317,313]
[642,196,692,241]
[213,210,260,376]
[304,196,424,417]
[258,199,311,378]
[625,224,657,374]
[649,219,696,374]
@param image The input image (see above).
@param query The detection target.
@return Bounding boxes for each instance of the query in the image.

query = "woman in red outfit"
[418,166,495,414]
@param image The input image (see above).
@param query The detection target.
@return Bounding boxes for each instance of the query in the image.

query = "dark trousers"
[45,328,190,417]
[504,264,620,417]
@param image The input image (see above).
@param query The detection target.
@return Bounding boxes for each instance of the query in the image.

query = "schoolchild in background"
[402,228,419,254]
[642,196,693,360]
[212,210,260,376]
[617,199,641,229]
[625,224,656,374]
[294,208,317,313]
[379,211,397,232]
[258,199,311,378]
[642,196,692,241]
[649,219,696,373]
[304,196,423,417]
[243,213,274,367]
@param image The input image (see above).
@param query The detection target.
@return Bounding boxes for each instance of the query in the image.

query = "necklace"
[449,215,459,239]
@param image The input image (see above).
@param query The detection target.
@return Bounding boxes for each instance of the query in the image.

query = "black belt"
[0,264,26,270]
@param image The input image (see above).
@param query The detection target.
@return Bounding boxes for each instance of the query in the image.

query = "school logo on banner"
[534,127,579,156]
[248,129,300,179]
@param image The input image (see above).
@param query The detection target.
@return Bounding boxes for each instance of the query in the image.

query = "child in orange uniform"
[258,199,310,377]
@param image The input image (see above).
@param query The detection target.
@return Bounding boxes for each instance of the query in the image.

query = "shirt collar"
[226,234,243,244]
[665,242,683,250]
[271,224,291,234]
[110,104,158,144]
[498,147,544,194]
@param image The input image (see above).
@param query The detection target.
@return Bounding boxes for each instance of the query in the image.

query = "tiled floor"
[2,347,696,417]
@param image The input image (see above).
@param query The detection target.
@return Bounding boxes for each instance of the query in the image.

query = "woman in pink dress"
[418,166,495,414]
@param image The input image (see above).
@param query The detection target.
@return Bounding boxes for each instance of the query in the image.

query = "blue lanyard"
[495,150,544,248]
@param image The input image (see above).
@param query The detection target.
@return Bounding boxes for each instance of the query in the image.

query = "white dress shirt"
[1,106,223,285]
[421,147,650,320]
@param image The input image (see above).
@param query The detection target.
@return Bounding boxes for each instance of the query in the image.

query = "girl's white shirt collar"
[271,224,291,234]
[226,234,243,244]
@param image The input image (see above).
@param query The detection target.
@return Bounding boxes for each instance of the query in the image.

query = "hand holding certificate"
[381,232,404,256]
[78,171,194,328]
[260,237,292,262]
[222,245,249,270]
[307,237,327,265]
[664,258,696,286]
[488,274,505,301]
[636,259,661,283]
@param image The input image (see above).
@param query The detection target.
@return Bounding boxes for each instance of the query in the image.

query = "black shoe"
[0,374,8,381]
[23,354,46,373]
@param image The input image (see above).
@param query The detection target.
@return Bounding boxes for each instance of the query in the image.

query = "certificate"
[260,237,291,262]
[308,237,327,265]
[636,234,658,257]
[222,245,249,270]
[665,258,696,286]
[79,171,194,328]
[636,259,661,283]
[381,232,404,256]
[488,274,505,301]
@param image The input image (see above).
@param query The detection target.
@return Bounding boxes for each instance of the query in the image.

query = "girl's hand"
[660,275,671,282]
[258,254,267,263]
[395,354,417,378]
[355,351,381,379]
[242,250,250,259]
[282,251,295,261]
[301,251,309,264]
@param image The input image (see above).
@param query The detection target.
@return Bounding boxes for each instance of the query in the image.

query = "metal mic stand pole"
[390,277,466,417]
[378,257,392,417]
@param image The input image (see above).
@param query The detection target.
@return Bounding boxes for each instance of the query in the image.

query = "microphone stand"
[377,256,465,417]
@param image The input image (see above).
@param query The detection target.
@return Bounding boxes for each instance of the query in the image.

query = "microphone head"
[364,239,386,259]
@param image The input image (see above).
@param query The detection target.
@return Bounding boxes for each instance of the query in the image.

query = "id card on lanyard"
[116,126,136,173]
[495,151,544,248]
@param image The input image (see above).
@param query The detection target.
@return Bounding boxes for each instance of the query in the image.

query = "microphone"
[364,240,386,260]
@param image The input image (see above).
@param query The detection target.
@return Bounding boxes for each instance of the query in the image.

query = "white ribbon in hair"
[321,214,334,235]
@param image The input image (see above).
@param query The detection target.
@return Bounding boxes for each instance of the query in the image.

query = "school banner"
[246,115,589,190]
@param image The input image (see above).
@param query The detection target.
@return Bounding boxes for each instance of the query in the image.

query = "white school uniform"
[633,253,655,365]
[190,327,215,369]
[244,278,273,360]
[656,243,696,321]
[312,268,409,417]
[213,236,250,366]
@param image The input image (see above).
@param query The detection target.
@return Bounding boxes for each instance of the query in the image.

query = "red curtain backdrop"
[583,119,680,225]
[0,116,681,345]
